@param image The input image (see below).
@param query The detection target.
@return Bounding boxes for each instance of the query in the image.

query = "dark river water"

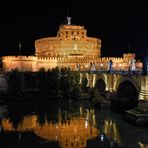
[0,99,148,148]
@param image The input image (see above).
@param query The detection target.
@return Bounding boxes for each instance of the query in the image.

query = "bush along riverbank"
[2,68,81,102]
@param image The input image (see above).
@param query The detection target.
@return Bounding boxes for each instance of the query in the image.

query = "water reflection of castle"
[103,119,121,144]
[2,115,98,147]
[1,107,121,148]
[2,17,142,72]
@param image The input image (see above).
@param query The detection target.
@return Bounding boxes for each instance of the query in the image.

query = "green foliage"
[6,69,22,94]
[23,71,36,90]
[38,68,46,92]
[6,67,81,99]
[51,67,60,91]
[59,68,80,99]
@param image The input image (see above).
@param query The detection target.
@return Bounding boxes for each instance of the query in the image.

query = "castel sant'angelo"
[2,17,142,72]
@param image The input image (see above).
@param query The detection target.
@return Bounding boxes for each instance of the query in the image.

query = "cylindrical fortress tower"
[35,23,101,58]
[2,17,142,72]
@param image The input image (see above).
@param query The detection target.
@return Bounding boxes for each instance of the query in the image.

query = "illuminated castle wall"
[35,25,101,58]
[1,18,142,72]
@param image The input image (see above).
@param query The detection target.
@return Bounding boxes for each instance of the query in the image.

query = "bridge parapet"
[80,71,148,101]
[139,76,148,101]
[80,70,143,76]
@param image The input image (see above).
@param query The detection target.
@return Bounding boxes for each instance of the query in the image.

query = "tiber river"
[0,100,148,148]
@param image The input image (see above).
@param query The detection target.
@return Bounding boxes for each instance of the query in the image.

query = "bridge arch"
[116,76,140,93]
[80,73,89,89]
[94,74,107,92]
[115,77,139,107]
[95,78,106,92]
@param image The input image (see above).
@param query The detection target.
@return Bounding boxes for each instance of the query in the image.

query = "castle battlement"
[2,55,37,61]
[59,25,85,30]
[1,19,142,72]
[101,57,123,62]
[37,57,58,60]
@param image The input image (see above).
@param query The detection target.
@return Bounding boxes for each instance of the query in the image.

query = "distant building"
[1,17,142,72]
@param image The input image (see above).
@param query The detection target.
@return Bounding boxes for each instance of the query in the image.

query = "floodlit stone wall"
[1,23,142,72]
[35,25,101,58]
[2,54,142,72]
[2,56,37,71]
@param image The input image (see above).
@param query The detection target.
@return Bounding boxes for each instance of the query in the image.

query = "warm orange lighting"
[2,114,99,148]
[1,22,142,72]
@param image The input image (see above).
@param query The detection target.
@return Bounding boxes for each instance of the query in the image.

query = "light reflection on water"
[0,100,148,148]
[0,104,120,148]
[2,113,98,148]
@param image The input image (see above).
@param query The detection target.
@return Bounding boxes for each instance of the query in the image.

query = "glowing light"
[80,106,83,116]
[85,120,88,128]
[55,124,58,129]
[100,134,104,142]
[2,22,142,72]
[119,64,122,67]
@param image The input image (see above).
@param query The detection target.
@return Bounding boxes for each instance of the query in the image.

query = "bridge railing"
[80,69,143,75]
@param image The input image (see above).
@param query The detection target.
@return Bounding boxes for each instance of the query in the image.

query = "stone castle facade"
[2,18,142,72]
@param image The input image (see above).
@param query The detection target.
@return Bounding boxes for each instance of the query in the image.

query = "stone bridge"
[80,71,148,101]
[0,70,148,101]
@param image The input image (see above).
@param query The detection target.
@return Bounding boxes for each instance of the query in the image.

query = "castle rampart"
[1,18,142,72]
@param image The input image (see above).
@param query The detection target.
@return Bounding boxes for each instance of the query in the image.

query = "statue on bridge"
[76,63,80,71]
[108,60,113,72]
[129,58,136,71]
[90,62,96,72]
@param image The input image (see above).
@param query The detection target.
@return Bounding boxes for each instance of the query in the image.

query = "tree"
[38,68,46,93]
[69,70,81,99]
[59,68,80,99]
[60,68,71,99]
[6,69,22,95]
[51,67,60,97]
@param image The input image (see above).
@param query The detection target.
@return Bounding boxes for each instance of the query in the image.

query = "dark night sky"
[0,0,148,59]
